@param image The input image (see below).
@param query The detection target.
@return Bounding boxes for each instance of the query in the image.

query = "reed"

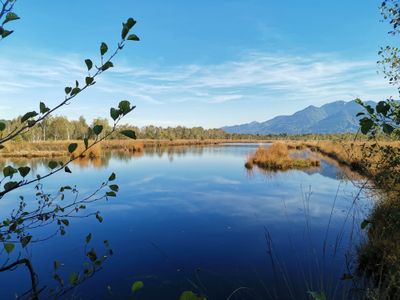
[246,143,320,171]
[70,142,102,159]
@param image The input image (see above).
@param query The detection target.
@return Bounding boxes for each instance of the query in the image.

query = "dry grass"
[0,141,68,158]
[278,140,400,180]
[101,140,144,153]
[0,139,275,158]
[70,142,102,159]
[246,143,320,171]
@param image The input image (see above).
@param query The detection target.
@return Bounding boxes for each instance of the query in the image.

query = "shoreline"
[0,139,273,159]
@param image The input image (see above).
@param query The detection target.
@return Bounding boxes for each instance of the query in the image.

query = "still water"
[0,143,371,299]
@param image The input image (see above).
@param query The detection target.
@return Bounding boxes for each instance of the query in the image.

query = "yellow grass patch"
[246,143,320,171]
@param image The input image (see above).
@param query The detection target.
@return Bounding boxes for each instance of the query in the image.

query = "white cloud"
[0,49,397,126]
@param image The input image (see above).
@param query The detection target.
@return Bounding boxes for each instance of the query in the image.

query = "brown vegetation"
[0,139,274,158]
[246,143,320,171]
[70,142,102,159]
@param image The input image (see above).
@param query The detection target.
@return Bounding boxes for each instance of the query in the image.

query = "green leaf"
[48,161,58,170]
[307,291,326,300]
[54,260,61,270]
[68,143,78,153]
[70,87,81,96]
[69,272,79,285]
[359,117,374,135]
[0,122,5,131]
[4,243,15,254]
[179,291,205,300]
[118,100,131,113]
[21,111,38,123]
[65,87,72,94]
[61,219,69,226]
[376,101,390,116]
[85,59,93,71]
[101,61,114,71]
[3,12,20,24]
[39,102,50,114]
[131,281,144,294]
[127,34,140,41]
[109,184,119,192]
[120,130,136,139]
[93,125,103,135]
[100,42,108,56]
[126,18,137,29]
[20,235,32,248]
[85,76,94,85]
[382,123,394,134]
[96,213,103,223]
[108,173,116,181]
[1,29,13,39]
[3,165,17,177]
[87,248,97,262]
[4,181,18,191]
[18,166,31,178]
[121,24,129,39]
[64,166,72,173]
[86,233,92,244]
[106,191,116,197]
[110,108,120,121]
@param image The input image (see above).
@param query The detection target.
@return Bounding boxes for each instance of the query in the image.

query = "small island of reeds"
[245,143,320,171]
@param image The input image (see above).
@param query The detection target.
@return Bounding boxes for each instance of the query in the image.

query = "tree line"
[1,115,379,142]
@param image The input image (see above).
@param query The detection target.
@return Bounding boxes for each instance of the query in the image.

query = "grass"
[70,142,102,159]
[357,194,400,299]
[246,143,320,171]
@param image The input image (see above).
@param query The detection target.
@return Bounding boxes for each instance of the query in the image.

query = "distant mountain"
[223,100,376,134]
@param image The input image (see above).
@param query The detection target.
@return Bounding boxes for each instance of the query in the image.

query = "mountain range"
[223,100,375,135]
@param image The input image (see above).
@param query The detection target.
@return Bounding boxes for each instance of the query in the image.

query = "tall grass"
[70,142,102,159]
[246,143,320,171]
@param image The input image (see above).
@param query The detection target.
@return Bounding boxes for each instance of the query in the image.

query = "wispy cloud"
[0,49,396,126]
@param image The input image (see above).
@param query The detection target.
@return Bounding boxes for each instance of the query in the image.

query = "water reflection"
[0,144,372,299]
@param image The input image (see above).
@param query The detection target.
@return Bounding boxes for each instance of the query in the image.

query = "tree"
[356,1,400,297]
[0,1,140,298]
[357,1,400,136]
[71,116,89,139]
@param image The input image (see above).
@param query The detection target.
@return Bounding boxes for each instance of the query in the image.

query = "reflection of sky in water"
[0,144,372,299]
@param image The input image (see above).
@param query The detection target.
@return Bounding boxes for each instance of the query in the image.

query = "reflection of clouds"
[0,146,371,231]
[127,175,163,186]
[98,176,367,226]
[210,176,241,185]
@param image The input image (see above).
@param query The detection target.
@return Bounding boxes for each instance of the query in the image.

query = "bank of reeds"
[0,139,274,158]
[70,142,102,159]
[246,143,320,171]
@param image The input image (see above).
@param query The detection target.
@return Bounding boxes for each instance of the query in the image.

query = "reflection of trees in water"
[143,146,205,159]
[0,146,219,171]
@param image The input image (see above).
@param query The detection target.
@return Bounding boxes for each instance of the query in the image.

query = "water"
[0,144,372,299]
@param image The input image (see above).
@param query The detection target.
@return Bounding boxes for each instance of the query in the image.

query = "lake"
[0,143,372,299]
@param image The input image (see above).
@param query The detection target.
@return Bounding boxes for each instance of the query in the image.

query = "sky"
[0,0,398,128]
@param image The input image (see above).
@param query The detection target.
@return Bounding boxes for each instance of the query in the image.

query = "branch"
[0,258,39,300]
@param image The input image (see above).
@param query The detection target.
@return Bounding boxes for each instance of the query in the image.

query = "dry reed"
[246,143,320,171]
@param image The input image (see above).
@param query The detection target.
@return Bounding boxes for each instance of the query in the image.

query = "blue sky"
[0,0,398,128]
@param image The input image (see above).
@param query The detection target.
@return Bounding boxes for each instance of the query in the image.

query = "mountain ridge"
[223,100,375,134]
